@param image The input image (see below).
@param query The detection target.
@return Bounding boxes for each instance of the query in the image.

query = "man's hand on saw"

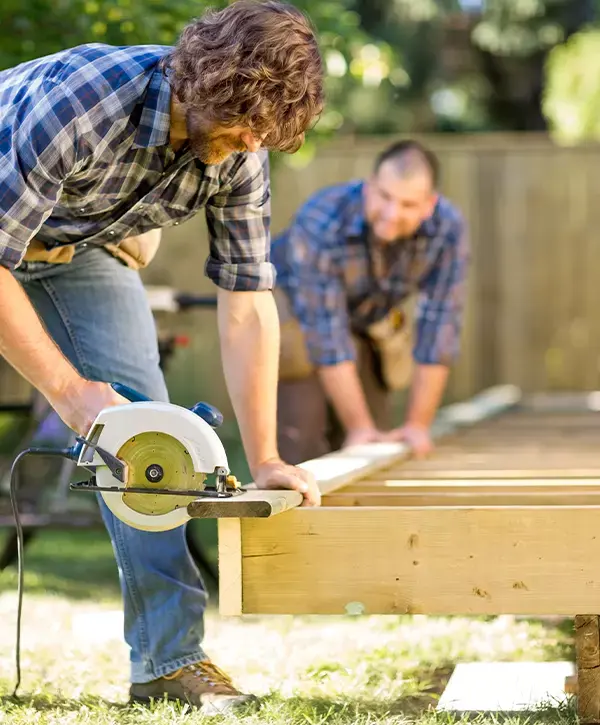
[254,458,321,507]
[51,379,130,436]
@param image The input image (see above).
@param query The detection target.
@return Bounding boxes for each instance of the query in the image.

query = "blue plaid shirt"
[0,43,274,291]
[271,180,470,367]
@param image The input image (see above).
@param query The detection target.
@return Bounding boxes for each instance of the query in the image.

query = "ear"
[428,191,439,215]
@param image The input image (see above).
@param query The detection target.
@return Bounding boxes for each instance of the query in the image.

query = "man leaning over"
[271,139,470,465]
[0,0,323,713]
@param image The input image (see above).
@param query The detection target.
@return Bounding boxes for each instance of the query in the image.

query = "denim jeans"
[12,245,209,683]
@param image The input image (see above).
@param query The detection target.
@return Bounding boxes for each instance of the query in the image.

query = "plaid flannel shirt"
[271,180,470,367]
[0,43,274,291]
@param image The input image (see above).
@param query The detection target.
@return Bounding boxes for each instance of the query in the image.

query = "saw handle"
[65,382,223,462]
[110,382,152,403]
[112,382,223,428]
[190,402,223,428]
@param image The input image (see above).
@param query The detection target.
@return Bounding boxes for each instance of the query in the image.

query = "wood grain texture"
[193,385,522,520]
[322,485,600,508]
[217,518,243,616]
[188,489,303,519]
[576,616,600,724]
[237,506,600,616]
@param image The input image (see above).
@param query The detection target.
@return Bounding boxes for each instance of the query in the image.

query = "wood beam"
[217,518,243,616]
[188,488,303,519]
[194,384,522,520]
[236,505,600,615]
[322,490,600,508]
[339,478,600,492]
[576,616,600,724]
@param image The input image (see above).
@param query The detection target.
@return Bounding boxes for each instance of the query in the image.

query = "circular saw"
[69,383,240,532]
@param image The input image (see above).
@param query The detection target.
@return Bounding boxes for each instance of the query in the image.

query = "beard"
[185,109,245,165]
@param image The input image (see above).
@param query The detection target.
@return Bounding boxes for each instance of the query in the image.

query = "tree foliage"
[543,28,600,143]
[0,0,597,140]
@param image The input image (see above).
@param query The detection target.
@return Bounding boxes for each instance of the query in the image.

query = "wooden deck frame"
[215,386,600,723]
[189,383,522,520]
[217,384,522,612]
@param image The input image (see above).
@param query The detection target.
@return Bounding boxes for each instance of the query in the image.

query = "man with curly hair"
[0,0,323,714]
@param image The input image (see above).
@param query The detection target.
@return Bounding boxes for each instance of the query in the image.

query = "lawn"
[0,528,579,725]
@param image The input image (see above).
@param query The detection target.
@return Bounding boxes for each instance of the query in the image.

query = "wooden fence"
[3,133,600,416]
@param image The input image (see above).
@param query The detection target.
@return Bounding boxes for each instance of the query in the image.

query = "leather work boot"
[129,660,259,715]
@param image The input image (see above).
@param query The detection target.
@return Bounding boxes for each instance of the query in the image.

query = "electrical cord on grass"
[9,447,75,698]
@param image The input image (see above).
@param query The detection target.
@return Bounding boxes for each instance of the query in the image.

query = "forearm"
[0,265,83,400]
[317,360,375,433]
[405,363,449,428]
[217,288,280,476]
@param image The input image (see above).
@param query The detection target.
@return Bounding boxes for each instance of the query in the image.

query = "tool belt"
[274,287,315,381]
[360,304,414,391]
[22,229,162,271]
[274,287,414,391]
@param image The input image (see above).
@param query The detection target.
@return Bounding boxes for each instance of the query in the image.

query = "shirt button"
[109,231,115,236]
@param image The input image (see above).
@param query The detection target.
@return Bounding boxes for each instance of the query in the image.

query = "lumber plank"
[576,615,600,724]
[299,383,522,497]
[322,487,600,508]
[339,478,600,493]
[236,506,600,615]
[191,384,522,518]
[187,488,302,519]
[524,391,600,413]
[217,518,243,616]
[360,469,600,481]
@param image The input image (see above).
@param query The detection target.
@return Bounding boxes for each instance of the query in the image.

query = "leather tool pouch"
[362,303,414,391]
[273,287,316,382]
[23,229,162,271]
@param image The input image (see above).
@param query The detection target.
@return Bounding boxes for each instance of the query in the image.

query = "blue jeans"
[13,245,209,683]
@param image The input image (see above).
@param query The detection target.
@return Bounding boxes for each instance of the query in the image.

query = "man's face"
[186,109,262,164]
[363,160,438,242]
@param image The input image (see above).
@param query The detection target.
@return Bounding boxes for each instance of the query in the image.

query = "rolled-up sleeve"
[204,149,275,291]
[414,214,470,366]
[283,217,354,367]
[0,79,81,270]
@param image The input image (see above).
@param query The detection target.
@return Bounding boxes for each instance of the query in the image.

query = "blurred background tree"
[0,0,598,147]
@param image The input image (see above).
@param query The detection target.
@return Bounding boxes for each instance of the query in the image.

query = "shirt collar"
[133,63,172,149]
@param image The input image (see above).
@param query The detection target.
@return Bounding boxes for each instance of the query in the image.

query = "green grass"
[0,529,580,724]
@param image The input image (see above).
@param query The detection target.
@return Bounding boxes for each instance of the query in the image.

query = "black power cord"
[9,446,76,698]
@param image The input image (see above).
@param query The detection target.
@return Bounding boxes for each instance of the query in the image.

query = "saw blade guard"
[78,401,229,532]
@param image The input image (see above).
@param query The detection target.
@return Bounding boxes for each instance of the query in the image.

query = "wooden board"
[576,616,600,724]
[228,505,600,616]
[218,391,600,617]
[192,384,520,520]
[216,388,600,721]
[436,662,573,713]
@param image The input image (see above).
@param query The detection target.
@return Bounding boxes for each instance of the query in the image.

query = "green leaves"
[543,28,600,143]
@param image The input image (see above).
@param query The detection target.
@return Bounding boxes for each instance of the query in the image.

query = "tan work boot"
[129,659,258,715]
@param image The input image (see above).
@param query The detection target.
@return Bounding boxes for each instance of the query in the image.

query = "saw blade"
[117,431,206,516]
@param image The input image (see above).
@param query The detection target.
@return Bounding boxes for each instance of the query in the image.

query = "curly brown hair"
[163,0,324,153]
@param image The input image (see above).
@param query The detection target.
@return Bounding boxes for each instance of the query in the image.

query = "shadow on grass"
[0,692,129,714]
[0,525,220,602]
[0,674,578,725]
[254,690,577,725]
[0,529,121,601]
